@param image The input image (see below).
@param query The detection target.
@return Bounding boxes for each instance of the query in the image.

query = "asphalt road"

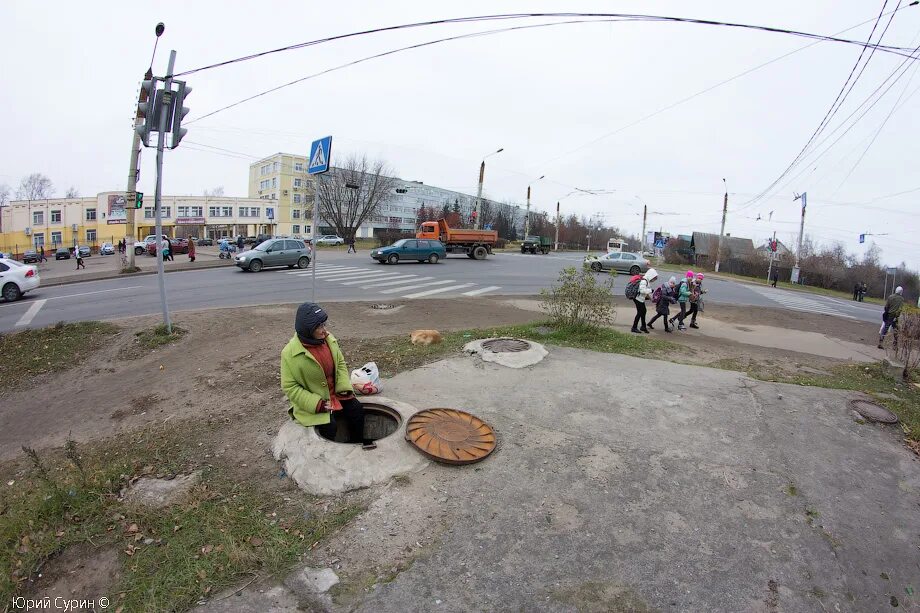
[0,250,884,332]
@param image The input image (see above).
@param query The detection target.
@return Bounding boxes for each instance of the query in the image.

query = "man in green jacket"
[878,286,904,349]
[281,302,371,446]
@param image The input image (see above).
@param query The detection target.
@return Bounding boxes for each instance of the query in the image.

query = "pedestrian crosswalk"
[747,285,855,319]
[281,264,503,299]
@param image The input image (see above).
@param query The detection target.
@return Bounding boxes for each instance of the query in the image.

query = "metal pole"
[125,68,153,270]
[715,180,727,272]
[473,161,484,230]
[792,192,806,284]
[641,204,647,253]
[524,185,531,238]
[311,177,320,301]
[153,50,176,333]
[766,230,776,282]
[554,201,560,251]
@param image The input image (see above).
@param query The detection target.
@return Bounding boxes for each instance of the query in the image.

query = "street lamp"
[473,147,503,229]
[523,175,545,238]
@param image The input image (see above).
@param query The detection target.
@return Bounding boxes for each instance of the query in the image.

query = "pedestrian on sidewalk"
[647,277,677,333]
[160,238,172,262]
[629,268,657,334]
[347,237,356,254]
[859,282,867,302]
[771,270,778,288]
[853,283,860,301]
[670,270,693,330]
[74,245,85,270]
[237,235,244,252]
[37,246,46,263]
[280,302,375,449]
[187,238,196,263]
[878,286,904,349]
[686,273,707,329]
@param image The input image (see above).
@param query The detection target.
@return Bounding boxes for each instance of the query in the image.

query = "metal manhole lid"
[849,399,899,423]
[405,408,497,465]
[370,303,397,310]
[481,338,531,353]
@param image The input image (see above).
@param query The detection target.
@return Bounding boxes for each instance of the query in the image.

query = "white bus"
[607,238,627,253]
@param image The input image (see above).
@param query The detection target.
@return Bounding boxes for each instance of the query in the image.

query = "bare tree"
[65,186,80,198]
[203,186,225,197]
[316,154,397,240]
[16,173,54,200]
[0,184,9,207]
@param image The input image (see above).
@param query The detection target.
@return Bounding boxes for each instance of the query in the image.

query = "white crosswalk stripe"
[360,276,431,288]
[403,283,476,298]
[748,286,855,319]
[380,279,455,294]
[461,285,501,296]
[316,271,401,282]
[340,273,406,286]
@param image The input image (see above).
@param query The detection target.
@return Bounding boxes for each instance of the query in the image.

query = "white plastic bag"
[350,361,381,395]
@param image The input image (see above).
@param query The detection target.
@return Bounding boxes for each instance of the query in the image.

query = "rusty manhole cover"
[849,399,899,423]
[405,408,497,465]
[481,338,531,353]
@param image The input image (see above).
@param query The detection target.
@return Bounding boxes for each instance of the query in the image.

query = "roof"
[690,232,754,258]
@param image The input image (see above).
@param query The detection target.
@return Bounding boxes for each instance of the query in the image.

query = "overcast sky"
[2,1,917,268]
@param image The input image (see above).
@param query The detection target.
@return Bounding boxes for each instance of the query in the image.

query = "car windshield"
[254,240,273,251]
[391,239,407,248]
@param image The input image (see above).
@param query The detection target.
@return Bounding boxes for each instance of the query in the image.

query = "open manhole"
[405,408,497,465]
[371,303,398,310]
[317,402,402,443]
[849,399,899,424]
[481,338,531,353]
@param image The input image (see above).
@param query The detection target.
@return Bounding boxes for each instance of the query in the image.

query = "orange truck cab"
[416,219,498,260]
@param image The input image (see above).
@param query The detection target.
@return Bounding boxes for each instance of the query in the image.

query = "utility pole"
[792,192,807,284]
[766,230,777,282]
[152,50,177,333]
[524,184,532,238]
[714,178,727,272]
[554,201,561,251]
[473,148,502,230]
[641,204,647,252]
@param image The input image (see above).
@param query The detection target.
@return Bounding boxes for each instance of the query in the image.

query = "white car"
[134,234,170,255]
[0,258,40,302]
[314,235,345,246]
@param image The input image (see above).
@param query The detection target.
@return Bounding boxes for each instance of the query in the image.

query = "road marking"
[359,276,429,288]
[380,279,455,294]
[747,286,855,319]
[293,268,366,278]
[461,285,502,296]
[309,270,390,281]
[284,265,349,274]
[402,283,475,299]
[15,299,47,327]
[339,273,407,285]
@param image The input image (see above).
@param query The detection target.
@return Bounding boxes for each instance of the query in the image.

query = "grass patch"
[0,321,120,392]
[786,484,798,497]
[1,425,361,612]
[132,324,188,352]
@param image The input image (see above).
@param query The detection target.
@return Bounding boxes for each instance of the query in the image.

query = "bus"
[607,238,627,253]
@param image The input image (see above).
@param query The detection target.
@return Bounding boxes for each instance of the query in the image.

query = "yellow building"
[0,192,272,256]
[247,153,317,237]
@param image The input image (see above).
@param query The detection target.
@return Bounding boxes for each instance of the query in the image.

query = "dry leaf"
[173,525,181,532]
[201,544,214,555]
[197,569,207,580]
[126,523,139,534]
[249,537,263,547]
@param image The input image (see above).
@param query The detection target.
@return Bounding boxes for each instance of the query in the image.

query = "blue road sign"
[654,238,666,249]
[308,136,332,174]
[266,207,274,220]
[859,233,865,244]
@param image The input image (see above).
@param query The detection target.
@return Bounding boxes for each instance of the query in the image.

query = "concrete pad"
[122,471,202,509]
[352,350,920,612]
[272,396,429,495]
[192,584,301,613]
[464,337,548,368]
[285,566,339,594]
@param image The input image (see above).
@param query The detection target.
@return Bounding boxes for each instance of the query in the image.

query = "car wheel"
[590,262,602,272]
[249,259,263,272]
[387,254,399,265]
[2,282,21,302]
[297,256,310,269]
[428,253,439,264]
[472,246,487,260]
[629,265,640,275]
[135,247,144,255]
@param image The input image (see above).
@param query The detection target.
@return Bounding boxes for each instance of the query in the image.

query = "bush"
[894,308,920,381]
[540,267,615,330]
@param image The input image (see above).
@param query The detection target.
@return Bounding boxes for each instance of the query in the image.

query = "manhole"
[849,399,899,424]
[481,338,531,353]
[405,408,497,465]
[317,402,402,443]
[371,303,398,310]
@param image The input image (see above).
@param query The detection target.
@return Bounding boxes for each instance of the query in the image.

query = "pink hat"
[696,273,704,280]
[686,270,695,278]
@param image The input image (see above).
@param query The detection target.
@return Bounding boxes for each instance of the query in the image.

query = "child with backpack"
[669,270,694,331]
[627,268,658,334]
[685,273,707,328]
[647,277,678,332]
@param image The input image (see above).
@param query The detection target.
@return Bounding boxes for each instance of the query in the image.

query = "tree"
[316,154,397,241]
[65,186,80,198]
[16,173,54,200]
[203,186,225,197]
[0,184,9,207]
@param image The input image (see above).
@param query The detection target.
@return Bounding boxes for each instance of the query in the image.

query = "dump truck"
[416,219,498,260]
[521,235,551,255]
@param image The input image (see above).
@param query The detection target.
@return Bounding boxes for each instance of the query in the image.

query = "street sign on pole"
[308,136,332,175]
[859,234,865,244]
[654,238,666,249]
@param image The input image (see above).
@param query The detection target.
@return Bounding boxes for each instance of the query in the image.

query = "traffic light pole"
[125,68,153,270]
[766,230,776,282]
[153,50,176,333]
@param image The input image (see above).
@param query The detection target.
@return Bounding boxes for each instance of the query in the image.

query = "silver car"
[235,239,311,272]
[585,251,650,275]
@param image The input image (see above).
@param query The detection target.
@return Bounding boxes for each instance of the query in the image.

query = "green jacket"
[677,279,691,303]
[280,333,352,427]
[884,294,904,317]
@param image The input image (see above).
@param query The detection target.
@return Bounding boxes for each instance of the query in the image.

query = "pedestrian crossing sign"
[308,136,332,174]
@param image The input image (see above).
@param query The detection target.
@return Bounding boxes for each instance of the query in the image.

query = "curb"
[39,259,232,288]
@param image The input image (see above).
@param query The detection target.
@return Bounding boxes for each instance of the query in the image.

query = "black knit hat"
[295,302,328,343]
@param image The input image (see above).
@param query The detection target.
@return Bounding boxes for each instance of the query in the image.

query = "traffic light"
[170,81,191,149]
[135,77,160,147]
[135,192,144,209]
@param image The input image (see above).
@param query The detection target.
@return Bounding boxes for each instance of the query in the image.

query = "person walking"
[685,273,707,329]
[347,236,357,254]
[187,237,196,263]
[670,270,694,331]
[647,276,678,333]
[37,246,46,263]
[859,282,867,302]
[853,283,860,301]
[878,286,904,349]
[237,235,244,252]
[629,268,658,334]
[160,238,171,262]
[771,270,779,288]
[74,244,85,270]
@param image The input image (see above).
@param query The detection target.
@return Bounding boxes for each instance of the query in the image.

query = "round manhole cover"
[405,408,497,465]
[481,338,531,353]
[849,399,899,423]
[371,303,397,310]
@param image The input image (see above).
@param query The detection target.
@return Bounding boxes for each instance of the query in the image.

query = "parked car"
[235,238,311,272]
[55,247,71,260]
[314,235,345,246]
[146,237,188,256]
[243,234,272,246]
[22,250,40,263]
[100,242,115,255]
[371,239,446,265]
[71,246,91,258]
[135,234,170,255]
[584,251,650,275]
[0,258,40,302]
[195,237,213,246]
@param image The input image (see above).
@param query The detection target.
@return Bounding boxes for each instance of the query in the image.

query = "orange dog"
[410,330,443,345]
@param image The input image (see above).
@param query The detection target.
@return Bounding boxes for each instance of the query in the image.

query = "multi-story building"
[247,153,317,237]
[0,192,273,255]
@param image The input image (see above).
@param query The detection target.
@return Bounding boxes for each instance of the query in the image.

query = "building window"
[50,210,62,223]
[32,211,44,226]
[271,177,277,188]
[238,207,260,218]
[294,162,304,172]
[273,162,280,172]
[144,207,155,219]
[222,206,232,217]
[190,206,202,217]
[209,206,220,217]
[86,208,96,221]
[292,209,301,219]
[293,224,301,234]
[33,233,45,248]
[162,207,171,218]
[260,164,271,176]
[86,229,96,243]
[177,206,189,217]
[293,178,302,188]
[51,231,62,245]
[293,194,302,204]
[260,179,270,190]
[389,216,401,224]
[238,207,246,217]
